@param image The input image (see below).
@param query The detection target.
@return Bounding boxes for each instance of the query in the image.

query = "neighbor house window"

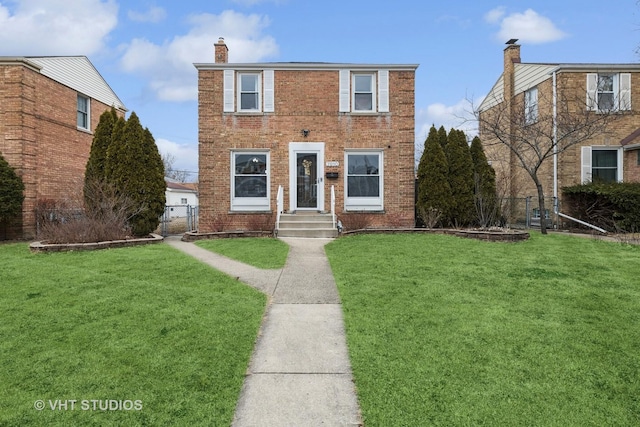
[238,73,261,112]
[587,73,631,112]
[231,151,270,211]
[353,74,375,112]
[345,151,383,211]
[524,87,538,124]
[181,198,188,204]
[77,94,89,130]
[581,146,623,183]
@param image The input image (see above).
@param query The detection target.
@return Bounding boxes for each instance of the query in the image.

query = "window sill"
[342,111,390,116]
[77,126,92,134]
[229,209,273,214]
[228,111,270,116]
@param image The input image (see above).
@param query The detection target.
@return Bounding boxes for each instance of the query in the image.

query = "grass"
[325,232,640,426]
[0,243,267,427]
[195,237,289,269]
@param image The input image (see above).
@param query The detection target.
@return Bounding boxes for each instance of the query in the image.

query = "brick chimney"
[503,40,520,101]
[215,37,228,63]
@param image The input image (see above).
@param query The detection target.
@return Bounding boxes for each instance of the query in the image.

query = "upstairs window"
[224,70,274,113]
[524,87,538,124]
[587,73,631,112]
[339,70,389,113]
[77,94,89,130]
[353,74,375,111]
[239,73,261,112]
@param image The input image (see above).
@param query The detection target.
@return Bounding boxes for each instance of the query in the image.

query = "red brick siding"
[0,62,122,239]
[198,68,416,231]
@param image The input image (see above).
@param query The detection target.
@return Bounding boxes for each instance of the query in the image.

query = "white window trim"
[223,70,235,112]
[524,87,538,125]
[339,69,389,114]
[586,73,631,112]
[581,146,623,183]
[344,150,384,211]
[237,72,262,113]
[230,150,271,211]
[77,94,90,130]
[352,73,376,113]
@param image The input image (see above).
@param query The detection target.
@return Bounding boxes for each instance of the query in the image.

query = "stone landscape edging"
[181,230,274,242]
[341,228,530,242]
[29,233,164,253]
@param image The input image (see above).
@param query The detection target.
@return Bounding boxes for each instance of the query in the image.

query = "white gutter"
[549,68,606,234]
[553,70,558,203]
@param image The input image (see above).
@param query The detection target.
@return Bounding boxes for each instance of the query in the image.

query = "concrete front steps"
[277,212,338,238]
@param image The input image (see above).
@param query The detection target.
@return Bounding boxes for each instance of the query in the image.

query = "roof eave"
[194,62,419,71]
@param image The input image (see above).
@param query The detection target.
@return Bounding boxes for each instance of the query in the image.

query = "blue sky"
[1,0,638,181]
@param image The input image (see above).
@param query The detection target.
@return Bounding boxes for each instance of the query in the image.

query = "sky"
[1,0,638,182]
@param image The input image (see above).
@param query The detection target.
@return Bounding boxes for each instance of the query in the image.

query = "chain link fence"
[158,205,198,237]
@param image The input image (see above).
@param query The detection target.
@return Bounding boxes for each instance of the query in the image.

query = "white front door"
[289,143,325,211]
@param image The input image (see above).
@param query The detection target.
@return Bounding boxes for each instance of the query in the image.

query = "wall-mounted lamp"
[301,129,310,138]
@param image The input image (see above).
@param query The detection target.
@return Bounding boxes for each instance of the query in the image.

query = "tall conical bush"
[416,125,451,227]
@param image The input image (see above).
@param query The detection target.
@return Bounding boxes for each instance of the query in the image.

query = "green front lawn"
[195,237,289,269]
[0,243,266,426]
[325,233,640,426]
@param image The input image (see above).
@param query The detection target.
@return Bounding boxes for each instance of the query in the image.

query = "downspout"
[552,70,558,205]
[550,69,607,234]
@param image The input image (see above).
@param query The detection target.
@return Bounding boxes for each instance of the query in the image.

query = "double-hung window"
[224,69,274,113]
[238,73,261,112]
[524,87,538,124]
[231,151,270,211]
[77,94,89,130]
[345,151,383,211]
[581,146,623,183]
[353,74,375,112]
[587,73,631,112]
[339,70,389,113]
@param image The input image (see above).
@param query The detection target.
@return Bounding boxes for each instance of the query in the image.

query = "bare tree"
[162,152,189,183]
[474,83,622,234]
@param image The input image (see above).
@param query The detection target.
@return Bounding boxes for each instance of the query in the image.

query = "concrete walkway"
[164,236,362,427]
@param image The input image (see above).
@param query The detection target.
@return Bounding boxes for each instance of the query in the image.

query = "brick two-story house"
[0,56,126,239]
[478,43,640,224]
[195,39,418,236]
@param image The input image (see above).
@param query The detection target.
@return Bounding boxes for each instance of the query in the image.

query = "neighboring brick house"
[194,38,418,235]
[478,43,640,221]
[0,56,126,239]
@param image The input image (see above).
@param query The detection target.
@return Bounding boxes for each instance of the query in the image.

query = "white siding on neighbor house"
[513,63,556,96]
[478,75,504,111]
[27,56,125,110]
[165,189,198,206]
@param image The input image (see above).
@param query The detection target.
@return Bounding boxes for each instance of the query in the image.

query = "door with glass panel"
[289,143,325,212]
[296,153,319,209]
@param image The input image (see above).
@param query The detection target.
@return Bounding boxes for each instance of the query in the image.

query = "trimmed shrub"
[416,125,451,227]
[562,182,640,232]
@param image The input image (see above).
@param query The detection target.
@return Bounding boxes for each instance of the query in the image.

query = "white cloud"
[415,98,479,156]
[484,6,506,24]
[119,10,279,102]
[128,6,166,23]
[156,138,198,179]
[0,0,117,56]
[487,8,567,44]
